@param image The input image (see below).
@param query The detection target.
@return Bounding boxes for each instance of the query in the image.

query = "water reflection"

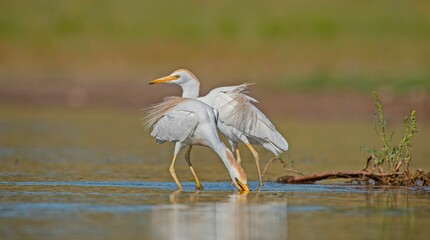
[151,191,287,240]
[1,182,430,240]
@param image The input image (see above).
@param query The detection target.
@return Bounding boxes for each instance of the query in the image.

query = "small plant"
[364,91,418,173]
[277,91,428,186]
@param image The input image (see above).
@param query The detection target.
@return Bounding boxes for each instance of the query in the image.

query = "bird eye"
[175,75,180,78]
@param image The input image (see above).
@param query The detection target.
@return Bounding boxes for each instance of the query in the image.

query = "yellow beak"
[149,75,178,85]
[236,180,250,192]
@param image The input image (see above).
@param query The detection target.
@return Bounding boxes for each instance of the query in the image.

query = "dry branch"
[277,171,380,184]
[276,169,430,186]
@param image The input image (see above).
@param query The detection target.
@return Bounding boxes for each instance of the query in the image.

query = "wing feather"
[150,109,199,143]
[143,97,199,143]
[213,85,288,155]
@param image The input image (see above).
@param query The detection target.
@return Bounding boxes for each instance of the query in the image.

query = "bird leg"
[246,144,263,186]
[185,145,203,190]
[235,148,242,165]
[169,154,182,190]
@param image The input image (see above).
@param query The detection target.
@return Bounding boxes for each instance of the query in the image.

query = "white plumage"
[149,69,289,186]
[201,84,289,155]
[144,97,249,191]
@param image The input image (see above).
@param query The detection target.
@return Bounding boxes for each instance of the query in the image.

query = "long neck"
[211,140,246,182]
[181,81,200,98]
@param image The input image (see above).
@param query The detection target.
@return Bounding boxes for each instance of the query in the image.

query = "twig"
[276,171,404,184]
[362,154,374,171]
[262,157,304,177]
[394,159,403,172]
[262,157,280,176]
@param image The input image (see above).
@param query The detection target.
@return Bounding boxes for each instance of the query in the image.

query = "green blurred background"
[0,0,429,179]
[1,0,429,92]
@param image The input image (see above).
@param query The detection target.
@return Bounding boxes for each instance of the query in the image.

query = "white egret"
[149,69,289,186]
[144,96,249,192]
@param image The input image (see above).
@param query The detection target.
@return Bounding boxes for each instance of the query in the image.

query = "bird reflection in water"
[151,191,288,240]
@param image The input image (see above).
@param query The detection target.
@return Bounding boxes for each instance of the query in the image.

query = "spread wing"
[214,91,259,133]
[213,84,288,154]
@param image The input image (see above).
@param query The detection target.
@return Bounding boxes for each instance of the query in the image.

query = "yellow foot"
[195,184,204,190]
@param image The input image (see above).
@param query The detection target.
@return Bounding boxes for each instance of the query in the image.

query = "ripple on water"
[1,181,430,240]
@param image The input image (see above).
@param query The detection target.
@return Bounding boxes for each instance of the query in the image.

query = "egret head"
[233,172,249,192]
[149,69,200,98]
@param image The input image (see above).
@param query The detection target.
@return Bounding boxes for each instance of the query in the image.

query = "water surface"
[1,181,430,240]
[1,106,430,239]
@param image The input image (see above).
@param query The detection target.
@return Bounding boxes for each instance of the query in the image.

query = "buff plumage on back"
[142,96,184,130]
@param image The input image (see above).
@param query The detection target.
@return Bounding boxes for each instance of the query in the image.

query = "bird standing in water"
[149,69,288,186]
[144,97,249,191]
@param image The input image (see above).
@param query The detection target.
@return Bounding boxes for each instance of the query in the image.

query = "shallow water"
[1,106,430,239]
[1,181,430,240]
